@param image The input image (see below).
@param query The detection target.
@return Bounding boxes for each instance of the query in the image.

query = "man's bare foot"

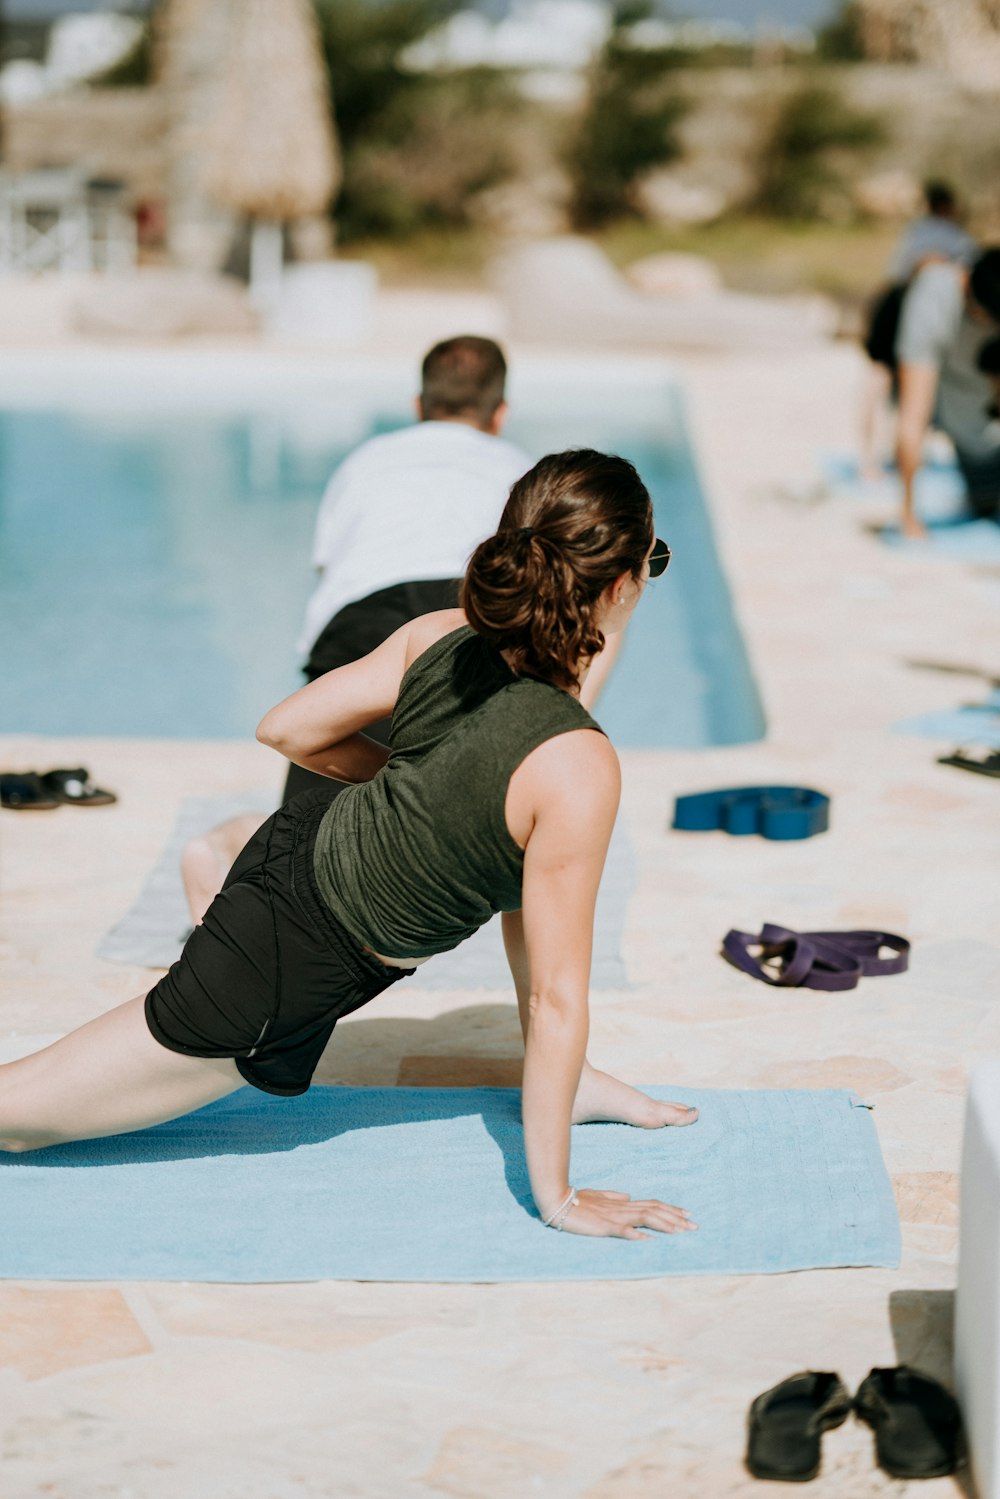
[901,515,929,540]
[572,1063,698,1129]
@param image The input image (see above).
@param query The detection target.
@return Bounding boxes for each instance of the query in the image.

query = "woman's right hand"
[557,1188,697,1240]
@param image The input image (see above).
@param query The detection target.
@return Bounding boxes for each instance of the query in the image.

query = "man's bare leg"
[0,995,244,1153]
[180,813,267,925]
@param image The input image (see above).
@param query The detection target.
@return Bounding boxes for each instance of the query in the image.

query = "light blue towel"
[893,701,1000,748]
[0,1086,899,1282]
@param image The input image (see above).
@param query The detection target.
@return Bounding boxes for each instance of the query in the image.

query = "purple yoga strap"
[722,925,910,993]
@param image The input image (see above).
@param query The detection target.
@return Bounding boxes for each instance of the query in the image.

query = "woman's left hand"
[559,1187,697,1239]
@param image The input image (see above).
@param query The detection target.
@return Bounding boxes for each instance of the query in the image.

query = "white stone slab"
[956,1060,1000,1499]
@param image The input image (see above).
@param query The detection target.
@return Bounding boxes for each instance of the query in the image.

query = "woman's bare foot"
[901,514,929,541]
[571,1063,698,1129]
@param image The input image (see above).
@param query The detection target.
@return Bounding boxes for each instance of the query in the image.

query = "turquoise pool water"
[0,355,763,748]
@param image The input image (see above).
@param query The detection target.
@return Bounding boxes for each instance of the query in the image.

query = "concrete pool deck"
[2,332,999,1497]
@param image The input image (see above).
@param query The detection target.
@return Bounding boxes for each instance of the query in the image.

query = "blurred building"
[0,0,337,277]
[854,0,1000,91]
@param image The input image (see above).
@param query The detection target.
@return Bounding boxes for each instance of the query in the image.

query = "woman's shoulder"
[401,609,469,676]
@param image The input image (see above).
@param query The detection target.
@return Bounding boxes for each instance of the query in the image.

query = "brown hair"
[462,449,654,691]
[420,336,507,426]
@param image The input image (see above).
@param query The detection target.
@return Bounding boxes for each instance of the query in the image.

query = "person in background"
[859,182,978,480]
[978,334,1000,425]
[894,247,1000,538]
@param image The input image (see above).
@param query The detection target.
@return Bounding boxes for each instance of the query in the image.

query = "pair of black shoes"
[0,767,117,810]
[746,1366,964,1482]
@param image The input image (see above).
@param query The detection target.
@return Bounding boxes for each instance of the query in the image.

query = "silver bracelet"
[542,1186,576,1228]
[552,1192,579,1231]
[544,1188,579,1230]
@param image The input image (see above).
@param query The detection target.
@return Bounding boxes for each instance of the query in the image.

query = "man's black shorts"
[863,283,906,370]
[145,789,411,1096]
[956,445,1000,521]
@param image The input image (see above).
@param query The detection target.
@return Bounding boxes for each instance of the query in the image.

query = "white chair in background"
[491,236,836,353]
[0,167,137,276]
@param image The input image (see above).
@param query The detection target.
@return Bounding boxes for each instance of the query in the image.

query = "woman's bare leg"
[181,812,267,925]
[0,995,244,1153]
[860,362,893,480]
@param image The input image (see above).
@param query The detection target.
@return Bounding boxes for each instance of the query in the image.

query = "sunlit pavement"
[2,328,996,1497]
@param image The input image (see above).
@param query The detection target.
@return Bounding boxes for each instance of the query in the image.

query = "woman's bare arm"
[509,731,695,1239]
[503,905,699,1135]
[256,609,464,781]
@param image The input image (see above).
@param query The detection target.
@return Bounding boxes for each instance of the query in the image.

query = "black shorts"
[863,283,906,370]
[955,445,1000,521]
[145,789,412,1096]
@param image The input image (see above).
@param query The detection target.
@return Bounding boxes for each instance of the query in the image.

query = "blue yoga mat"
[878,517,1000,561]
[893,699,1000,748]
[0,1086,899,1282]
[820,451,967,524]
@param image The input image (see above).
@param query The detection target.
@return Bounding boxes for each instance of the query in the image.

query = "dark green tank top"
[312,625,601,958]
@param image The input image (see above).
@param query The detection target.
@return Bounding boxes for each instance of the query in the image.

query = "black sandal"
[854,1366,964,1479]
[0,772,60,810]
[938,747,1000,778]
[39,768,117,807]
[746,1370,852,1482]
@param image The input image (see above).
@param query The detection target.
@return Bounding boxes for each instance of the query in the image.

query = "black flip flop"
[746,1370,852,1482]
[0,772,61,810]
[39,768,117,807]
[938,747,1000,778]
[854,1366,964,1479]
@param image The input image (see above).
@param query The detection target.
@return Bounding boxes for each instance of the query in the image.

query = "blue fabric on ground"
[893,703,1000,748]
[0,1085,900,1282]
[877,517,1000,561]
[819,451,968,524]
[97,793,635,988]
[820,451,968,523]
[819,453,1000,555]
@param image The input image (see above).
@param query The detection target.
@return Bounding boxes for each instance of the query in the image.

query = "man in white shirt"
[287,334,530,798]
[181,335,530,920]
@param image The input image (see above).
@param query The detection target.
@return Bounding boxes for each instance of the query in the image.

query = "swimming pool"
[0,351,763,748]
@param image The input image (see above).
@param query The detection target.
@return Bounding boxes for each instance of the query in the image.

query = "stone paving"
[2,336,998,1497]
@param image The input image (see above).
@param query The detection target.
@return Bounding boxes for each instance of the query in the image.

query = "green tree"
[815,2,867,62]
[567,0,688,230]
[313,0,521,240]
[755,82,884,219]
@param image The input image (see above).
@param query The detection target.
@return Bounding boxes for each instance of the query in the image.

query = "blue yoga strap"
[673,786,830,841]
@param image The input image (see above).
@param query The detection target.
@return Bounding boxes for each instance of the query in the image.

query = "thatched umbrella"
[201,0,341,300]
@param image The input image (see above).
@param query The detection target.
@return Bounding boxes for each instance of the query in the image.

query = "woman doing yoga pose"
[0,449,696,1240]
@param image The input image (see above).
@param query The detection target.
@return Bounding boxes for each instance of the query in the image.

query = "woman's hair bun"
[462,449,653,691]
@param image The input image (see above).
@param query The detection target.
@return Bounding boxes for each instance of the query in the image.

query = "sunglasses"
[648,538,671,578]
